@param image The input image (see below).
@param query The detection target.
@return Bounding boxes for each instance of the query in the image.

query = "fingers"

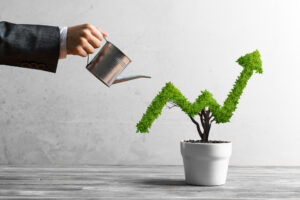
[66,23,108,57]
[88,25,104,41]
[76,46,88,57]
[88,24,108,39]
[87,35,101,48]
[96,27,108,38]
[85,24,108,42]
[82,40,95,55]
[83,24,107,48]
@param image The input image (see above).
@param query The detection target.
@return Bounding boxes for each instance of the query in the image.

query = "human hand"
[66,24,108,57]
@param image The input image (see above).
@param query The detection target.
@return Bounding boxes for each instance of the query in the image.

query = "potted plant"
[136,50,263,186]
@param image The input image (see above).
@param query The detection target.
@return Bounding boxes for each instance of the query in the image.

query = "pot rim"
[180,140,231,145]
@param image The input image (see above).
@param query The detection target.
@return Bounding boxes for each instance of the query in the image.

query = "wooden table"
[0,165,299,199]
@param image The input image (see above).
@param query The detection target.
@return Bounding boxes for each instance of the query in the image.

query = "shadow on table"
[138,178,187,186]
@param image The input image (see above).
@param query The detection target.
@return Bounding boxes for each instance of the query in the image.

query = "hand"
[66,24,108,57]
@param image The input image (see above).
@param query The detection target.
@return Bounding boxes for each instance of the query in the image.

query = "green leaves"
[236,50,262,74]
[136,50,263,133]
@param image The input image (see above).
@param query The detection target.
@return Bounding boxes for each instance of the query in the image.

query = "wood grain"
[0,165,299,199]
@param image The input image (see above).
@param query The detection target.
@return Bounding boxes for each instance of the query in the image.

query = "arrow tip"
[236,50,263,74]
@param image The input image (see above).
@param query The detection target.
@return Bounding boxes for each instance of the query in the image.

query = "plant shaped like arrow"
[136,50,262,135]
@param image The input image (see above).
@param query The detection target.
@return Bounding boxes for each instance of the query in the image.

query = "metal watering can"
[86,38,151,87]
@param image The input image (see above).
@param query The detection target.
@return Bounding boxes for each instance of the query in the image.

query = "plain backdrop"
[0,0,300,166]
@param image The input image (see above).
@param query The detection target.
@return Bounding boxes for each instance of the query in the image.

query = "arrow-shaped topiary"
[136,50,262,142]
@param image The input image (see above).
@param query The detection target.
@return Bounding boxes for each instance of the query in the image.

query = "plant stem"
[199,108,214,142]
[189,116,204,140]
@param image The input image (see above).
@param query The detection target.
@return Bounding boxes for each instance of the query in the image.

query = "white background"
[0,0,300,165]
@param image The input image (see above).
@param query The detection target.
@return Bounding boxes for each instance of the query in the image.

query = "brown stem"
[199,113,205,129]
[197,108,214,142]
[189,116,204,140]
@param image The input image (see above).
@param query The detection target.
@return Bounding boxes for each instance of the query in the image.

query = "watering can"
[86,38,151,87]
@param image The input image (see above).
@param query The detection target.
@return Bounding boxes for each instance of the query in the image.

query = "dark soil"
[184,140,230,144]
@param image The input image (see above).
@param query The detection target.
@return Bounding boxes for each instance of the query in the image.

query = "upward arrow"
[136,50,262,133]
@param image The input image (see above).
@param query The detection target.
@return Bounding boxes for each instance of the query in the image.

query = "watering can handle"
[87,37,108,65]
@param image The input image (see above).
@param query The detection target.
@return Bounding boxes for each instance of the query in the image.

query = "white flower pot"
[180,141,232,186]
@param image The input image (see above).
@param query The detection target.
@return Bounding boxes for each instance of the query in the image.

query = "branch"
[199,113,205,129]
[166,102,178,109]
[189,116,203,140]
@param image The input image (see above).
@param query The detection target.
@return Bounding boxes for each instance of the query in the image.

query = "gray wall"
[0,0,300,166]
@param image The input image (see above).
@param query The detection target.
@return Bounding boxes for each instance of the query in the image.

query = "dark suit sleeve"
[0,21,60,73]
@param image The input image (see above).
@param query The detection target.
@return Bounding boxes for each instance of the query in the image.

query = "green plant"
[136,50,262,142]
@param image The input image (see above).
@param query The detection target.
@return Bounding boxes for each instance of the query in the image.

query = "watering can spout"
[113,75,151,84]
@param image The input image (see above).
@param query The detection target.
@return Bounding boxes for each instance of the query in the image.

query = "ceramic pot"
[180,141,232,186]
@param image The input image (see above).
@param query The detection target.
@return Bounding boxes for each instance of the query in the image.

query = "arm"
[0,22,108,73]
[0,21,60,72]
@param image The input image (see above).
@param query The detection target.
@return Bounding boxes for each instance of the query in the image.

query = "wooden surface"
[0,165,299,199]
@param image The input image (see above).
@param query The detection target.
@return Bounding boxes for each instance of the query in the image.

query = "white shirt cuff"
[59,27,68,59]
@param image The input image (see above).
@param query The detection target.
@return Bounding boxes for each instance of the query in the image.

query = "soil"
[184,140,230,144]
